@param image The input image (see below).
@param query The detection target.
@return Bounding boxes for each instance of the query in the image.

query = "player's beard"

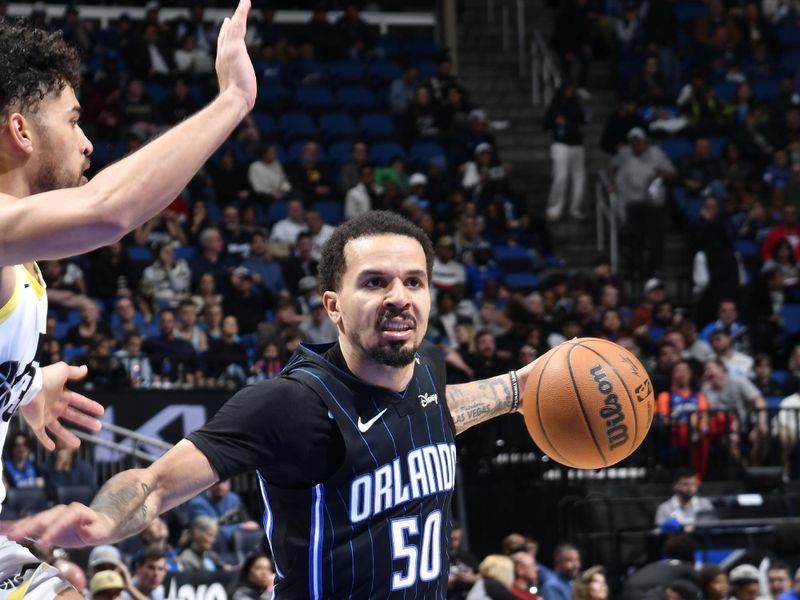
[370,344,418,367]
[369,309,419,367]
[33,135,82,192]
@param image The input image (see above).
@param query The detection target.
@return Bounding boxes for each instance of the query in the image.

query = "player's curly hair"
[318,211,434,293]
[0,19,81,115]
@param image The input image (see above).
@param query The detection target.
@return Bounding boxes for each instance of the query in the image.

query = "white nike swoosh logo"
[357,408,388,433]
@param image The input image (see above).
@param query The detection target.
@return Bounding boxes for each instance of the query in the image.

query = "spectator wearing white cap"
[544,81,588,221]
[728,564,768,600]
[460,143,509,204]
[431,236,467,294]
[608,126,675,276]
[406,172,431,210]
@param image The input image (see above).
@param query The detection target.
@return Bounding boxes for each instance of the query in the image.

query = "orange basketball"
[522,337,655,469]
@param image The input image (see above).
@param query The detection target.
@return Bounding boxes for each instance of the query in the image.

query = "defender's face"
[328,235,430,368]
[29,86,92,192]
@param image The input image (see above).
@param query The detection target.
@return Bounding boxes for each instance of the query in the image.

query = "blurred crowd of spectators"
[536,0,800,480]
[12,0,551,397]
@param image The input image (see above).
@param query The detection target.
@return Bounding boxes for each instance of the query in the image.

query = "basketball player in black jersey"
[4,211,538,599]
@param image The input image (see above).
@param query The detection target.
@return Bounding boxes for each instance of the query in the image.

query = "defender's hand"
[215,0,257,111]
[21,363,103,452]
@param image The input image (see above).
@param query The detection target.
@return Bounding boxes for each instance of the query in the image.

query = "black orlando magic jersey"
[258,343,456,599]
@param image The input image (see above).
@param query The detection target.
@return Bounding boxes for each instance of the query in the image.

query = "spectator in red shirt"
[762,205,800,262]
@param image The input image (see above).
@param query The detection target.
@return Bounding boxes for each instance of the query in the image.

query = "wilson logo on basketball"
[590,364,630,451]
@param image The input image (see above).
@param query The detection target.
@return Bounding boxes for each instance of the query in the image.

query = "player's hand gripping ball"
[523,337,654,469]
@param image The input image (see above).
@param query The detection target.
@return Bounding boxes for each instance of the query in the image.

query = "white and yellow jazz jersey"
[0,264,47,508]
[0,267,72,599]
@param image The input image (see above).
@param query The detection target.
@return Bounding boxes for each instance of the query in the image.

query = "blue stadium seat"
[336,86,377,113]
[189,83,213,104]
[54,485,95,506]
[676,2,708,22]
[753,79,779,100]
[369,142,406,165]
[777,24,800,48]
[660,138,693,161]
[358,113,398,140]
[287,141,328,164]
[329,60,366,85]
[409,142,446,169]
[206,200,222,222]
[63,346,85,364]
[366,59,403,85]
[319,113,356,141]
[504,272,540,292]
[401,37,440,60]
[278,112,318,141]
[299,60,326,79]
[296,85,336,112]
[65,309,81,326]
[783,51,800,71]
[143,82,169,104]
[267,201,288,224]
[713,81,737,102]
[257,83,290,111]
[681,196,704,222]
[617,57,644,82]
[708,136,726,158]
[734,239,759,257]
[773,369,789,387]
[766,396,783,414]
[374,35,402,58]
[251,111,275,136]
[55,320,71,341]
[313,201,344,225]
[127,245,153,262]
[4,488,48,517]
[781,305,800,335]
[328,141,353,165]
[90,139,126,166]
[175,246,197,261]
[493,245,537,272]
[415,60,438,79]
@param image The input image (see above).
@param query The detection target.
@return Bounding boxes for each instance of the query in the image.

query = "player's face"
[28,86,92,193]
[330,234,430,368]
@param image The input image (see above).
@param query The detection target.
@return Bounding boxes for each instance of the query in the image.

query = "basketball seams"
[533,344,577,468]
[565,344,608,467]
[575,340,644,453]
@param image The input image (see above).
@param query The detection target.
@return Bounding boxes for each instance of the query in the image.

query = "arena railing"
[531,29,561,107]
[5,4,435,33]
[595,169,620,272]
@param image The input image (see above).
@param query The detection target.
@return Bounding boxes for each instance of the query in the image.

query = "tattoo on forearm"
[89,473,153,539]
[447,374,515,434]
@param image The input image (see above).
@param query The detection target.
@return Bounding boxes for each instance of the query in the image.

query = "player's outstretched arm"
[0,439,217,547]
[445,358,537,435]
[0,0,257,267]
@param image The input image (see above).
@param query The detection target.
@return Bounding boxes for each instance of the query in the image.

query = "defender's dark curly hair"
[318,211,434,293]
[0,19,81,115]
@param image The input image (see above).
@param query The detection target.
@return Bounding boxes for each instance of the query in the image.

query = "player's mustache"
[377,310,416,329]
